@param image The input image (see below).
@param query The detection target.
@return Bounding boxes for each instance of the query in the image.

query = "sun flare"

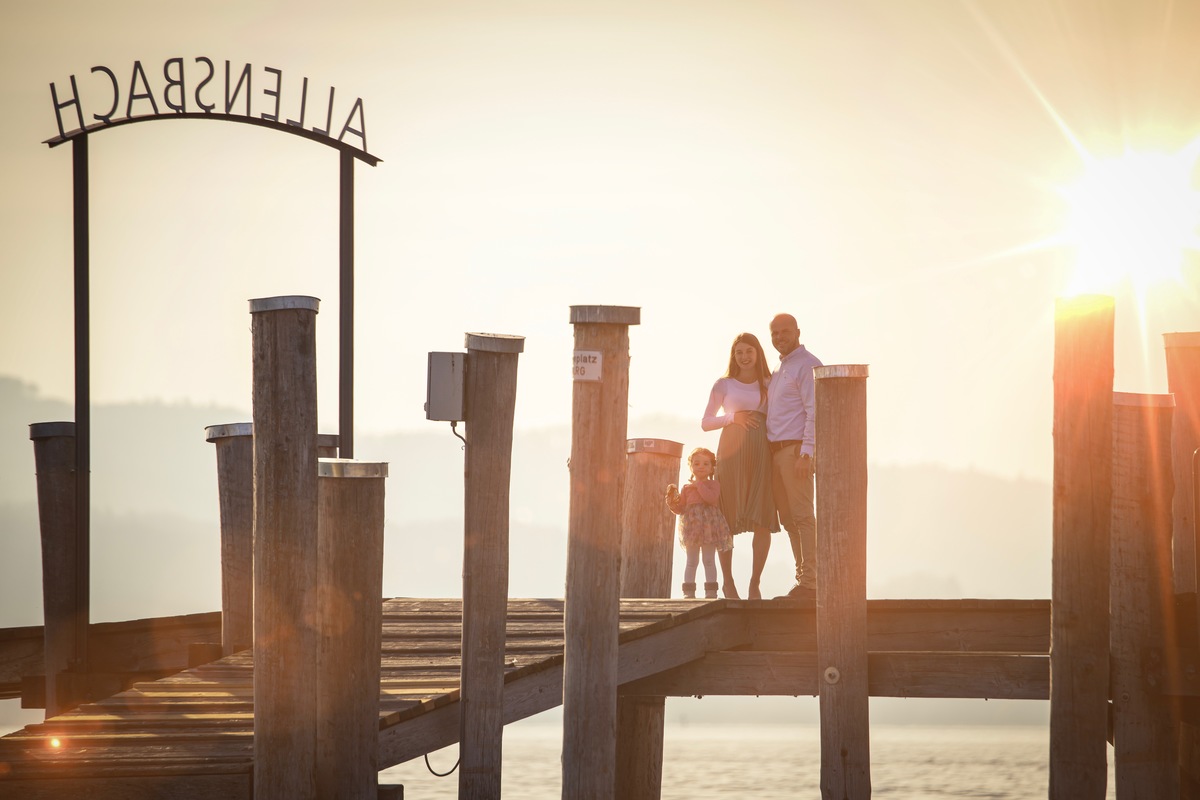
[1060,142,1200,296]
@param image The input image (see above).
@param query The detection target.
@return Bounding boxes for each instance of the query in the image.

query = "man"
[766,313,822,598]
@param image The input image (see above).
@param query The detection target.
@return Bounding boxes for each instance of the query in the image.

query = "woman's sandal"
[722,583,741,600]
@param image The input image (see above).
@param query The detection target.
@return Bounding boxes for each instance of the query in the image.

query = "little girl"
[666,447,734,599]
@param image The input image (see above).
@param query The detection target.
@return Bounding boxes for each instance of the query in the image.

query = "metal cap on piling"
[464,332,526,353]
[204,422,253,442]
[815,364,870,380]
[569,305,641,325]
[1113,392,1175,408]
[317,458,389,479]
[249,295,321,314]
[626,438,684,457]
[29,421,77,440]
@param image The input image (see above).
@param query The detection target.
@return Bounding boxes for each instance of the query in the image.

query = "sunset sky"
[3,0,1200,485]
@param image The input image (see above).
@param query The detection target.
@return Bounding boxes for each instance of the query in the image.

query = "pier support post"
[205,423,254,656]
[1110,392,1179,798]
[1049,294,1114,800]
[459,332,524,800]
[29,421,80,718]
[814,365,870,800]
[1164,332,1200,594]
[316,459,388,800]
[251,295,321,800]
[562,304,640,800]
[206,423,339,657]
[616,438,683,800]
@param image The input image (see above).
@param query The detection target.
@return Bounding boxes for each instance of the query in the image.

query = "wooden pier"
[0,596,1064,798]
[5,297,1200,798]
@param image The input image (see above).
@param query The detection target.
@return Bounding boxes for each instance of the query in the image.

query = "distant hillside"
[1,377,1052,631]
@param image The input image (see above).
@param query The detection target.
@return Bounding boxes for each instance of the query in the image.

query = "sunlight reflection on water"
[380,722,1118,798]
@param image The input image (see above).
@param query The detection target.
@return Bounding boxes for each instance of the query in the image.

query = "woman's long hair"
[724,332,771,405]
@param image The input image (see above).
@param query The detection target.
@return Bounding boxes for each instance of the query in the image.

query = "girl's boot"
[704,582,719,599]
[682,582,697,599]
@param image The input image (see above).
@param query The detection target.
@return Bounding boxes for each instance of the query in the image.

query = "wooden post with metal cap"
[315,458,389,800]
[562,304,640,799]
[616,437,683,800]
[250,294,321,800]
[814,364,871,799]
[29,421,79,717]
[459,331,525,800]
[204,423,254,656]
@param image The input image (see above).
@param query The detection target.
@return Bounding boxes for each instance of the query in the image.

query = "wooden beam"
[620,651,1049,700]
[0,772,250,800]
[1,613,222,702]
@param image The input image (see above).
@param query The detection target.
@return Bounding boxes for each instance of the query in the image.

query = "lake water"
[382,721,1119,798]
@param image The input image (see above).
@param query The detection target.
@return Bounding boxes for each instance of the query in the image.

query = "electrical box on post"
[425,352,465,421]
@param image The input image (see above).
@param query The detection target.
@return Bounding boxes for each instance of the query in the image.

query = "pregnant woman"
[701,332,779,599]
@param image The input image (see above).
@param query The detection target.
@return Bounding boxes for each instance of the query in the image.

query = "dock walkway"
[0,596,1050,798]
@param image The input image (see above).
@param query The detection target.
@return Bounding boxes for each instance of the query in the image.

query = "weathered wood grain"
[1110,394,1179,798]
[459,332,523,800]
[563,305,639,800]
[815,365,871,799]
[1049,295,1113,800]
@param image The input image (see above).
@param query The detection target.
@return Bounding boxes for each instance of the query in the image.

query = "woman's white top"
[702,376,769,431]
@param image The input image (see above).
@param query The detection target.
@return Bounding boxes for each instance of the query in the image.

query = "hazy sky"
[3,0,1200,483]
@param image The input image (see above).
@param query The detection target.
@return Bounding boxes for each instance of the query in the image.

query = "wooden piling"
[1164,332,1200,594]
[616,438,683,800]
[315,458,388,800]
[1110,392,1179,798]
[250,295,321,800]
[619,438,683,598]
[1049,294,1114,800]
[29,421,79,717]
[205,425,340,656]
[562,304,640,800]
[205,423,254,655]
[458,332,524,800]
[814,365,870,800]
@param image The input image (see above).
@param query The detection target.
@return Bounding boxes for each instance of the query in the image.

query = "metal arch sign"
[43,59,380,669]
[45,57,380,165]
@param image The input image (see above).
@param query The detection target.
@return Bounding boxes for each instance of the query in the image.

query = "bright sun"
[1060,141,1200,296]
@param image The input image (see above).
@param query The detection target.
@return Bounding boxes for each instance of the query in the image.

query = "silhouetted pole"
[1110,392,1178,798]
[71,135,91,681]
[814,365,870,800]
[29,421,79,717]
[616,437,683,800]
[205,423,254,655]
[315,458,388,800]
[251,295,321,800]
[562,304,640,800]
[1049,294,1114,800]
[1164,332,1200,594]
[459,332,525,800]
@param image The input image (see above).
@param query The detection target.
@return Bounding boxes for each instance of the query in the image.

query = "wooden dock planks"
[0,597,1052,799]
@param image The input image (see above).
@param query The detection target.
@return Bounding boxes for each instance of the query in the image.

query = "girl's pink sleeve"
[695,479,721,506]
